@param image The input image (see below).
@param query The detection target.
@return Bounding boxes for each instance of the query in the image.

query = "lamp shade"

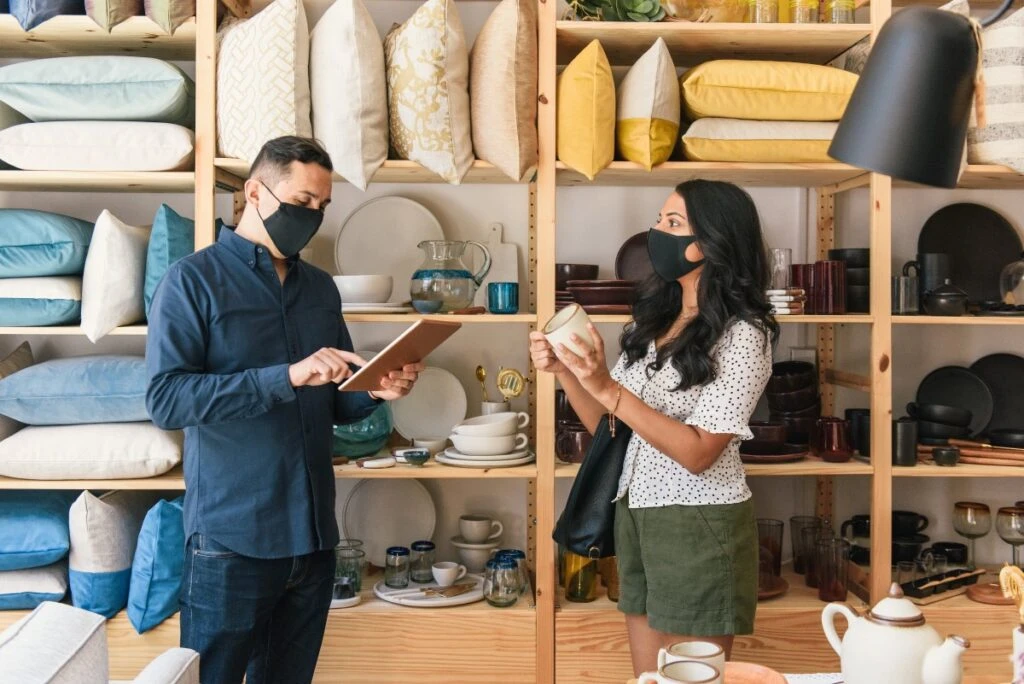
[828,7,978,188]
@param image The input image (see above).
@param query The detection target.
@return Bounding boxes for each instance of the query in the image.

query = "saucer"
[443,446,530,462]
[450,536,501,549]
[330,595,362,609]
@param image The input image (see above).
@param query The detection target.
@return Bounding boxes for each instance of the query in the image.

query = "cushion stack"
[0,491,75,610]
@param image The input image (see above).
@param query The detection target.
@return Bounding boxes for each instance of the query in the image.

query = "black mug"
[893,510,930,537]
[893,417,918,467]
[841,514,870,539]
[930,541,968,565]
[903,253,951,308]
[845,408,871,456]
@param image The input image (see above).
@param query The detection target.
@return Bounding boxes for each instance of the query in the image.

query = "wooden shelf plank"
[0,325,147,336]
[0,171,195,193]
[215,158,527,185]
[556,455,872,478]
[895,461,1024,477]
[556,161,866,188]
[890,164,1024,189]
[0,466,184,490]
[556,22,871,65]
[589,314,873,325]
[825,368,871,393]
[895,315,1024,326]
[0,15,196,59]
[344,313,537,324]
[334,461,537,479]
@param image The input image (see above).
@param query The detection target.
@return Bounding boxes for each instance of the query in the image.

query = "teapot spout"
[922,635,970,684]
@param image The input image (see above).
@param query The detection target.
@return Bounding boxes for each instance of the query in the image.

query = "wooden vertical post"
[193,0,218,248]
[816,189,836,523]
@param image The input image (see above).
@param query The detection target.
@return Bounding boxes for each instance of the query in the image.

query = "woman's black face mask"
[647,228,705,281]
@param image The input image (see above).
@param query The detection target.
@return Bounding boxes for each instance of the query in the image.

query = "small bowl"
[333,275,393,304]
[847,267,870,287]
[403,451,431,467]
[827,248,870,268]
[767,361,817,394]
[766,384,820,413]
[932,446,960,466]
[917,419,970,440]
[411,299,445,314]
[555,264,599,291]
[749,421,788,444]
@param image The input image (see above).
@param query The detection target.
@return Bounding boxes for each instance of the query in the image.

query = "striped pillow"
[969,7,1024,172]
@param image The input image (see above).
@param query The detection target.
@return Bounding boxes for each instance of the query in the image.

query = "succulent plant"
[566,0,667,21]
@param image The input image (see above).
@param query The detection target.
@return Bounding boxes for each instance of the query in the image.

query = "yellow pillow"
[681,60,858,122]
[557,40,615,180]
[681,118,838,162]
[617,38,680,170]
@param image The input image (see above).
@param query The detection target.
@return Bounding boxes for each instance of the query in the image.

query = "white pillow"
[133,648,200,684]
[0,276,82,327]
[0,562,68,610]
[617,37,680,170]
[81,210,150,343]
[0,122,194,172]
[217,0,312,162]
[310,0,387,191]
[0,600,108,684]
[0,423,183,480]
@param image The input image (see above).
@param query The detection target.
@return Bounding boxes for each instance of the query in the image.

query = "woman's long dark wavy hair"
[620,180,779,391]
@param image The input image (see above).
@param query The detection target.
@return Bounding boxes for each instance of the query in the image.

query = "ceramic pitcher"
[410,240,491,313]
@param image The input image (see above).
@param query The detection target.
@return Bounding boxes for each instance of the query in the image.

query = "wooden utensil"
[949,438,1024,454]
[423,582,476,598]
[966,582,1016,605]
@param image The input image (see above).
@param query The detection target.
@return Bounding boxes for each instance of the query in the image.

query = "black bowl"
[930,542,968,565]
[766,384,819,412]
[767,361,817,394]
[847,286,870,313]
[828,248,870,268]
[917,419,971,440]
[847,267,870,287]
[932,446,960,466]
[555,263,599,291]
[906,402,972,428]
[988,429,1024,449]
[769,397,822,419]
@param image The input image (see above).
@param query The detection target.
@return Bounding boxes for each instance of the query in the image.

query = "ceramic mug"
[412,437,447,456]
[431,562,467,588]
[459,515,504,544]
[450,433,529,456]
[543,303,594,357]
[481,400,511,416]
[658,641,725,673]
[453,412,530,437]
[639,661,721,684]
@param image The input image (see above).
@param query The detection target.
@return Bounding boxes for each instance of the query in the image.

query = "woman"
[531,180,778,674]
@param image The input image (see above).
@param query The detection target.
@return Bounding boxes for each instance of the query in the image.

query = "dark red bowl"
[567,286,634,306]
[555,264,599,291]
[749,421,788,443]
[767,384,820,413]
[767,361,817,394]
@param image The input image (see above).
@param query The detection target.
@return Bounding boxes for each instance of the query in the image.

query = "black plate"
[614,232,654,283]
[918,203,1022,303]
[989,429,1024,449]
[916,366,994,437]
[919,437,951,446]
[970,353,1024,435]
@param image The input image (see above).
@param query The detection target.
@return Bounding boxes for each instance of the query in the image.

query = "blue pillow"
[0,491,74,571]
[145,205,196,318]
[10,1,85,31]
[0,276,81,326]
[0,355,148,425]
[0,562,68,609]
[0,209,93,278]
[128,497,184,633]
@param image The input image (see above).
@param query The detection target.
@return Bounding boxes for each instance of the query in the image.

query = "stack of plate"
[342,302,414,314]
[437,447,536,468]
[561,279,636,315]
[767,288,806,316]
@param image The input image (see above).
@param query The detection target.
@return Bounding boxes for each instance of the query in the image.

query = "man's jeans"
[181,533,335,684]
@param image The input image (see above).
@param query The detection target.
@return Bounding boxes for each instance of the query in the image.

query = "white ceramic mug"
[453,412,530,437]
[431,562,467,588]
[450,433,529,456]
[638,661,721,684]
[412,437,447,456]
[459,515,504,544]
[481,401,511,415]
[543,303,593,357]
[658,641,726,673]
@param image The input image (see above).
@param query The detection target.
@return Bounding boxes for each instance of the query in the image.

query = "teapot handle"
[822,602,858,656]
[466,240,492,286]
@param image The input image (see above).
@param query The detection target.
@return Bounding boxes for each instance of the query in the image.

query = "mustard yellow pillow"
[681,60,858,122]
[681,118,838,162]
[617,38,680,171]
[557,40,614,180]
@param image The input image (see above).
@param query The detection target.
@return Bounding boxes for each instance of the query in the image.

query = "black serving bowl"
[847,267,870,287]
[767,361,817,394]
[828,248,870,268]
[766,384,820,413]
[917,419,971,440]
[907,402,972,428]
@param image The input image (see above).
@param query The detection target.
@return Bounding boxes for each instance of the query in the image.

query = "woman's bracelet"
[608,383,622,437]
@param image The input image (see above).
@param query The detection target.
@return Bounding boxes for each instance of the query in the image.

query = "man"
[145,136,423,684]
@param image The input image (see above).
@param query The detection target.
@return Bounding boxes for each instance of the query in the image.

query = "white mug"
[481,400,511,415]
[450,432,529,456]
[453,412,530,437]
[459,515,504,544]
[658,641,726,673]
[543,303,593,357]
[412,437,447,456]
[431,562,467,588]
[639,661,721,684]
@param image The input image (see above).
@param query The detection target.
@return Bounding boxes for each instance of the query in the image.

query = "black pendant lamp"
[828,0,1015,188]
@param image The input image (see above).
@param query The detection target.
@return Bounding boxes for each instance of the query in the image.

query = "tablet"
[339,319,462,392]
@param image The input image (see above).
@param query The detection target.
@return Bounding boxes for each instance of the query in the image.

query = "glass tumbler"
[827,0,855,22]
[334,547,365,600]
[790,0,818,22]
[757,519,784,578]
[564,551,599,603]
[790,516,822,575]
[771,248,792,290]
[410,540,435,584]
[484,557,520,607]
[385,546,410,588]
[817,538,850,602]
[803,525,825,588]
[496,549,529,595]
[749,0,779,22]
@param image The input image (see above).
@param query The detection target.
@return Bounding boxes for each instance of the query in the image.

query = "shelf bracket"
[825,368,871,393]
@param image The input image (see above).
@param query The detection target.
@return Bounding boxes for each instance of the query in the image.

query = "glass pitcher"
[410,240,491,313]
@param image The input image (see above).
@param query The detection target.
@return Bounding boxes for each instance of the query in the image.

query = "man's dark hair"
[250,136,333,185]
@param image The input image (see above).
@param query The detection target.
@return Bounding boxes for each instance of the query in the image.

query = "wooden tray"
[966,582,1016,605]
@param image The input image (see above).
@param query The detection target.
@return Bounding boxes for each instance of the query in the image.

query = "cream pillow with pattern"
[216,0,312,162]
[385,0,473,184]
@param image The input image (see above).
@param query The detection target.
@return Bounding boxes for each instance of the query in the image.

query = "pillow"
[0,563,68,610]
[128,496,184,634]
[0,103,28,171]
[0,209,93,278]
[0,276,82,327]
[682,118,838,162]
[70,490,159,618]
[470,0,538,181]
[0,56,194,126]
[134,648,200,684]
[9,1,86,31]
[969,6,1024,173]
[0,423,184,480]
[0,491,73,571]
[310,0,387,191]
[217,0,311,162]
[144,0,194,34]
[82,210,150,342]
[0,355,148,424]
[0,342,32,441]
[681,60,858,122]
[385,0,473,184]
[0,122,195,172]
[557,39,615,181]
[0,600,107,683]
[617,37,679,170]
[85,0,142,31]
[145,204,210,318]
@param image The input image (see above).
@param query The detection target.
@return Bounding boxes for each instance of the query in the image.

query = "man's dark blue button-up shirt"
[145,227,378,559]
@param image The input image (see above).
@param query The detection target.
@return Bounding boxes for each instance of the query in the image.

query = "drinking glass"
[771,248,792,289]
[564,551,599,602]
[817,538,850,602]
[757,519,784,578]
[932,553,948,574]
[749,0,779,22]
[334,547,365,600]
[897,560,916,585]
[484,557,520,607]
[997,506,1024,567]
[790,516,821,575]
[790,0,818,22]
[953,501,992,570]
[410,540,436,584]
[827,0,854,22]
[803,525,824,588]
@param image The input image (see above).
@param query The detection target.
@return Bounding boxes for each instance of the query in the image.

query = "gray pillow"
[10,1,86,31]
[0,600,108,684]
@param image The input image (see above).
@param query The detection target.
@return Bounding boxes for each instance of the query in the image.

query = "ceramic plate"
[335,197,444,303]
[443,447,531,462]
[343,305,415,314]
[436,452,536,468]
[969,353,1024,435]
[916,365,993,437]
[391,367,467,440]
[342,479,436,567]
[330,595,362,610]
[373,575,484,608]
[614,231,653,282]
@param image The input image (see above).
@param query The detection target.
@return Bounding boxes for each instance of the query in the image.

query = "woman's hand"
[529,331,568,376]
[552,324,617,407]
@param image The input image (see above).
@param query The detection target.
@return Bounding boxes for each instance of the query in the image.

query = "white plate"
[342,480,436,568]
[373,575,484,608]
[391,367,467,440]
[443,447,531,462]
[335,197,444,304]
[330,595,362,610]
[436,452,535,468]
[343,306,415,314]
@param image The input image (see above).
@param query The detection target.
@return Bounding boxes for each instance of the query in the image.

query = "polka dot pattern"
[610,320,772,508]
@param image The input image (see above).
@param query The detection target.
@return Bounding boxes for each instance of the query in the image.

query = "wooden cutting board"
[473,223,520,307]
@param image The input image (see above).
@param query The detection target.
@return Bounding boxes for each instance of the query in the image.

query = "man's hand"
[367,362,425,401]
[289,348,367,388]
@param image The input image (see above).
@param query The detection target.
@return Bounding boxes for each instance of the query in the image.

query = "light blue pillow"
[0,209,93,278]
[0,55,194,127]
[128,496,183,633]
[0,491,74,571]
[0,355,148,425]
[0,562,68,609]
[0,276,81,326]
[9,1,85,31]
[144,204,204,318]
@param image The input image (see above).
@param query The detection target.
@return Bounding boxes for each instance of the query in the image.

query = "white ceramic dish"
[450,537,500,573]
[452,411,530,437]
[372,575,484,608]
[333,275,393,304]
[450,536,503,549]
[543,303,593,357]
[437,452,536,468]
[450,432,528,456]
[391,367,467,440]
[330,595,362,610]
[342,480,436,567]
[443,447,530,462]
[335,197,444,304]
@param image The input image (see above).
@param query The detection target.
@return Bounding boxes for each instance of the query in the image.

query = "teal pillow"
[10,1,85,30]
[0,276,81,326]
[0,56,194,127]
[0,491,75,571]
[144,204,203,317]
[0,209,93,277]
[127,497,184,634]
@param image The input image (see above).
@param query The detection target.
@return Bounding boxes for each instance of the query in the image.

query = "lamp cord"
[981,0,1015,27]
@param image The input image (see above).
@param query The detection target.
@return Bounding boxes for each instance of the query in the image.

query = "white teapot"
[822,582,970,684]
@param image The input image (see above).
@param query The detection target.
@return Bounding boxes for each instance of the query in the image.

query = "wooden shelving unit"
[556,456,873,479]
[0,171,195,193]
[0,325,148,336]
[0,15,197,59]
[590,313,873,325]
[333,461,538,479]
[215,157,528,185]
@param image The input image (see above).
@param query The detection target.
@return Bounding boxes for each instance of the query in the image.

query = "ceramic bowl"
[403,451,430,466]
[932,446,960,467]
[451,536,500,573]
[555,263,599,291]
[906,402,972,428]
[766,384,819,413]
[566,286,634,306]
[767,361,817,394]
[453,412,530,437]
[332,275,393,304]
[917,419,970,440]
[451,432,528,456]
[749,421,788,444]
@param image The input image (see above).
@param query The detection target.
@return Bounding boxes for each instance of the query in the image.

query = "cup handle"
[515,433,529,451]
[903,261,920,277]
[637,673,659,684]
[821,602,857,656]
[918,515,929,532]
[657,648,667,670]
[489,521,504,541]
[840,520,852,539]
[517,412,530,429]
[456,565,467,581]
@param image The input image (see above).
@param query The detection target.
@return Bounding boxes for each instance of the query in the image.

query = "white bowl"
[451,536,500,573]
[452,412,530,437]
[450,433,529,456]
[333,275,393,304]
